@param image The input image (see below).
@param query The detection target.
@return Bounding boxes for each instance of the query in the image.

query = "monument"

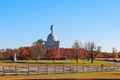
[45,25,60,48]
[13,52,17,62]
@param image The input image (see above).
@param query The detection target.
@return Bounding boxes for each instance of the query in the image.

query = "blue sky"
[0,0,120,52]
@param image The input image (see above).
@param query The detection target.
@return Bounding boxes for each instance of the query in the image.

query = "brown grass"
[0,72,120,80]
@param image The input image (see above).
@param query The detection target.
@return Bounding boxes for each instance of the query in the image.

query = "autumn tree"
[17,47,31,60]
[30,39,45,60]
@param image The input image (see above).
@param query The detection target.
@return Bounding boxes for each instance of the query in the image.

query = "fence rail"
[0,64,119,75]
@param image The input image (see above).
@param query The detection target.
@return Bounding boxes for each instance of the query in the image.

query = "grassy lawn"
[0,60,118,80]
[0,59,113,66]
[1,72,120,80]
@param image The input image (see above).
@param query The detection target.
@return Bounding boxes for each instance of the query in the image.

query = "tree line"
[0,39,119,63]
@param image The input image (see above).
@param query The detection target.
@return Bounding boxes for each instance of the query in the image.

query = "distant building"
[45,25,60,48]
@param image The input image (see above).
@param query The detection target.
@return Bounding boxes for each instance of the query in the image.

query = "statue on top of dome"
[50,25,54,34]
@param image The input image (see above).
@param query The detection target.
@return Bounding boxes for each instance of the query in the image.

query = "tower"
[45,25,60,48]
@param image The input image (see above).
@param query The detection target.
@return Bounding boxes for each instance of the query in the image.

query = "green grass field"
[0,59,113,66]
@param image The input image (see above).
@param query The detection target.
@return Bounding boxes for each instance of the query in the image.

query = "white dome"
[53,32,59,41]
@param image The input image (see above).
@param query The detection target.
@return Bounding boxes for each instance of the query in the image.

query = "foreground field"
[0,59,114,66]
[0,60,117,80]
[1,72,120,80]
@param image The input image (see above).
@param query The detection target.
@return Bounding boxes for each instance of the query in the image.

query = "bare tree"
[84,41,96,63]
[72,40,81,64]
[97,46,101,53]
[95,46,102,59]
[72,40,81,48]
[84,42,90,61]
[112,48,118,61]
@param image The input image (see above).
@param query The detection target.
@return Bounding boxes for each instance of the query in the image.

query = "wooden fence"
[0,64,120,75]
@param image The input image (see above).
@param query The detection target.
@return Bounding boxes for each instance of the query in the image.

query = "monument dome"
[45,25,60,48]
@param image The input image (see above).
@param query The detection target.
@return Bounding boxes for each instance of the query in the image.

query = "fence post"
[46,64,48,74]
[82,65,85,72]
[76,64,78,72]
[54,65,56,74]
[101,64,104,72]
[2,66,4,76]
[96,66,99,72]
[70,64,72,73]
[63,65,64,73]
[27,64,29,75]
[37,64,39,74]
[15,65,17,75]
